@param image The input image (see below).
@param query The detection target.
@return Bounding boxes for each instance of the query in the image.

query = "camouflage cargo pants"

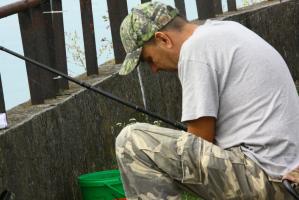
[115,123,295,200]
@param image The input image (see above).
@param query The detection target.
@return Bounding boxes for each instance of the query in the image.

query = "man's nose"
[150,63,158,73]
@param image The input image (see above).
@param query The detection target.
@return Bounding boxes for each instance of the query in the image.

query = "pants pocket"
[178,134,255,199]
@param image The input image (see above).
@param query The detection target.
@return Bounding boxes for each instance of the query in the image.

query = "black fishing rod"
[0,46,187,131]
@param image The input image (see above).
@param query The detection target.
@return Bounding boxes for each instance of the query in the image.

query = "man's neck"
[175,23,199,56]
[182,23,199,41]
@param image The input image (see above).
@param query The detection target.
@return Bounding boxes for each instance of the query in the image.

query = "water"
[0,0,265,110]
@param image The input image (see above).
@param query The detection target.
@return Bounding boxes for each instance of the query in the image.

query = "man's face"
[140,35,178,73]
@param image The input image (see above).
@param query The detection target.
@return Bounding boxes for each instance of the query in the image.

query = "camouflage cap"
[119,1,179,75]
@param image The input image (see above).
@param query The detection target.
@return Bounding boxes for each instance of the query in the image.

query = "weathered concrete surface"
[0,0,298,199]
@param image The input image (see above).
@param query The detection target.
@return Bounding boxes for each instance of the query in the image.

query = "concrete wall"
[0,0,298,199]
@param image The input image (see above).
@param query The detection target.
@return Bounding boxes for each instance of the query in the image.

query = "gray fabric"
[116,123,294,200]
[178,20,299,178]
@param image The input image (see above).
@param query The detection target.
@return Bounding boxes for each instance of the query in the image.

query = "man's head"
[119,2,195,75]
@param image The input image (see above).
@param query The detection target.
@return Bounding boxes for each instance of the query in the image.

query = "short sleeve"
[178,60,219,122]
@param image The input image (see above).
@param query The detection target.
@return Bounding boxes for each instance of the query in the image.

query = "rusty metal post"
[227,0,237,11]
[0,0,40,19]
[19,4,57,104]
[42,0,69,89]
[174,0,186,18]
[19,9,44,104]
[214,0,223,15]
[79,0,99,75]
[107,0,128,64]
[30,4,57,99]
[195,0,215,20]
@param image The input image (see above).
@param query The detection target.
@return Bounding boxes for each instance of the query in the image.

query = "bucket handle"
[104,183,125,197]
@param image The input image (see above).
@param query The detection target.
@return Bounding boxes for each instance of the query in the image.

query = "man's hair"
[146,16,188,45]
[161,15,188,32]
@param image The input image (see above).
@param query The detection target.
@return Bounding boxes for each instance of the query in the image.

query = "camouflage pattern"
[115,123,295,200]
[119,2,179,75]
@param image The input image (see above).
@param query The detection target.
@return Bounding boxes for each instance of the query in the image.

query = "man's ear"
[154,32,173,49]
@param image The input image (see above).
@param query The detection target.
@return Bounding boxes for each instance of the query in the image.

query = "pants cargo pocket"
[177,133,256,199]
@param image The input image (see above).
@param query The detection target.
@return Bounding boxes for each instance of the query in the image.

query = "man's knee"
[115,122,147,149]
[115,122,151,162]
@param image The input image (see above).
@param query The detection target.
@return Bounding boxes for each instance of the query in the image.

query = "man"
[115,2,299,199]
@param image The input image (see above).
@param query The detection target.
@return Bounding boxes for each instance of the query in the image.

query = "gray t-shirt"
[178,20,299,178]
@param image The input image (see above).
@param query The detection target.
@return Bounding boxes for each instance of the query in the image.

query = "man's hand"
[283,166,299,183]
[186,117,216,143]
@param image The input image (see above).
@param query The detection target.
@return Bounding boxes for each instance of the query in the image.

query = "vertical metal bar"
[227,0,237,11]
[174,0,186,18]
[47,0,69,90]
[141,0,151,3]
[0,74,5,113]
[30,4,57,99]
[18,3,57,105]
[195,0,215,20]
[18,9,45,104]
[213,0,223,15]
[40,0,60,95]
[106,0,128,64]
[79,0,99,75]
[42,0,69,89]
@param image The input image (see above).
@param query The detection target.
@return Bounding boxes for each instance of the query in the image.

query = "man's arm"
[186,117,216,143]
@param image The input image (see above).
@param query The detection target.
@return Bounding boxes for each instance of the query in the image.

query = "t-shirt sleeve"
[179,60,219,122]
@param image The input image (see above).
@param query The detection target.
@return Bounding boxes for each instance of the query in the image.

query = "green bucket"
[78,170,126,200]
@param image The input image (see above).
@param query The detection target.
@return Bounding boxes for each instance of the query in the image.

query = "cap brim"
[119,47,142,75]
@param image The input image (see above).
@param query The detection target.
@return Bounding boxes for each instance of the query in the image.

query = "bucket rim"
[78,169,122,187]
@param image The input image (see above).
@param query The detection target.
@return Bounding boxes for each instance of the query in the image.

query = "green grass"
[181,192,203,200]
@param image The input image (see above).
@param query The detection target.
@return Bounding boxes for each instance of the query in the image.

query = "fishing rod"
[0,46,187,131]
